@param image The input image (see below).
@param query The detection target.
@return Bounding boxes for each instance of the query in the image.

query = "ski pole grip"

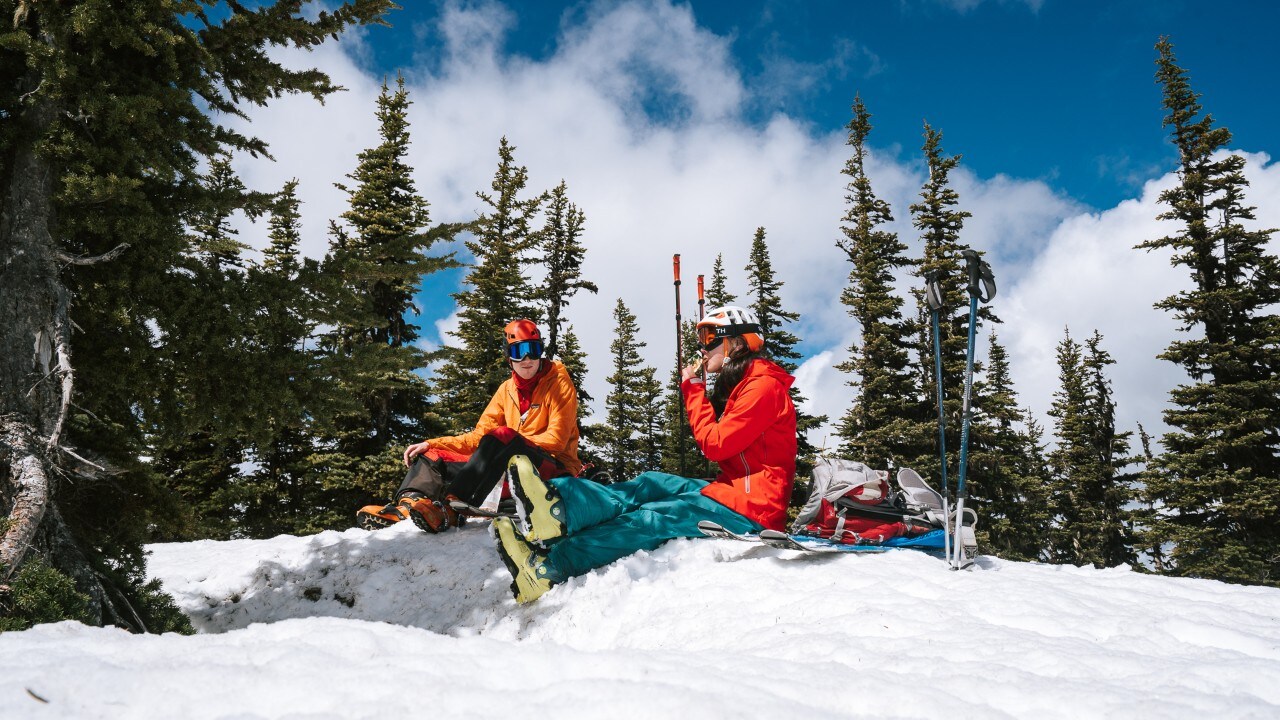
[961,249,997,303]
[924,270,944,311]
[961,249,980,296]
[673,254,681,284]
[960,249,996,303]
[980,266,996,303]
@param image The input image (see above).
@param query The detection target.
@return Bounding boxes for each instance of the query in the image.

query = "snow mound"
[3,520,1280,719]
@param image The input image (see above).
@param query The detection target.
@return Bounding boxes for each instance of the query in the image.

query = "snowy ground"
[2,520,1279,719]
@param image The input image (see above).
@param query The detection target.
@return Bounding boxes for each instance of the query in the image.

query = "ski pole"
[674,254,683,371]
[953,249,996,570]
[696,274,706,383]
[924,269,950,563]
[674,254,686,476]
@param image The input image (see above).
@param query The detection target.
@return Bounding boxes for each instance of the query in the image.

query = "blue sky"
[229,0,1280,448]
[370,0,1279,211]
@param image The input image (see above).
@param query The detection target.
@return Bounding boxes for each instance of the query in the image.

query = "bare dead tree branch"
[54,243,129,266]
[24,366,59,398]
[46,290,74,449]
[58,445,105,472]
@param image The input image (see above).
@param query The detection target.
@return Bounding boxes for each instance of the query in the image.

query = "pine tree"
[1046,330,1090,563]
[907,124,994,485]
[0,0,393,629]
[538,180,597,360]
[1021,415,1055,562]
[151,154,265,539]
[1046,330,1136,568]
[1138,38,1280,586]
[152,152,291,539]
[600,299,653,480]
[240,181,325,537]
[744,228,826,482]
[968,334,1051,560]
[1081,332,1138,566]
[660,319,712,477]
[312,75,458,527]
[556,325,603,470]
[1131,423,1169,574]
[556,325,592,423]
[706,253,738,308]
[636,368,666,473]
[433,137,544,431]
[832,97,923,470]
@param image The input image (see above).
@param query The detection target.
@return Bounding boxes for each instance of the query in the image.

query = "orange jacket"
[682,358,797,531]
[426,360,583,476]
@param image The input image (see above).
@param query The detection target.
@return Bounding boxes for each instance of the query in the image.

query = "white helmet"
[696,306,765,353]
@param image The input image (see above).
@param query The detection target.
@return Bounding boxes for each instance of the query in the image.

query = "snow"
[3,520,1279,719]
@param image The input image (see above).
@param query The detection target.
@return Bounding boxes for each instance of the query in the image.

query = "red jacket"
[682,358,797,531]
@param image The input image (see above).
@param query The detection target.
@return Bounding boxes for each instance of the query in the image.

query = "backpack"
[791,457,947,545]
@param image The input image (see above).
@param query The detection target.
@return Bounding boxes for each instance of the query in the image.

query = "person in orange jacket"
[356,319,583,533]
[492,306,798,603]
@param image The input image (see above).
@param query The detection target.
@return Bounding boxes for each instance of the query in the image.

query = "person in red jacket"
[356,319,583,533]
[492,306,798,603]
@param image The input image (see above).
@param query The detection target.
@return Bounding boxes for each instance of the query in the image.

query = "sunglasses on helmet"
[507,339,544,361]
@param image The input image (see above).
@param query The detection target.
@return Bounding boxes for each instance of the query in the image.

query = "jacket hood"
[748,358,795,390]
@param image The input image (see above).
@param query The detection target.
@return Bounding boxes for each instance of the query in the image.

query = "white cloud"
[437,0,515,68]
[224,1,1279,459]
[1002,151,1280,447]
[435,310,463,348]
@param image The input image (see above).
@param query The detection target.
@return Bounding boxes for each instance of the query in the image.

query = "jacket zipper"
[739,452,752,494]
[512,384,537,428]
[510,385,525,428]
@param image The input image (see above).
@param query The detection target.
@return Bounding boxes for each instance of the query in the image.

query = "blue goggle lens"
[507,339,544,361]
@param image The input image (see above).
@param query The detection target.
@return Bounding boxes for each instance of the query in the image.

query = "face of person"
[513,357,541,380]
[701,337,732,373]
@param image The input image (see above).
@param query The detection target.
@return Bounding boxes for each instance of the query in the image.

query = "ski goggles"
[506,339,544,361]
[697,326,725,353]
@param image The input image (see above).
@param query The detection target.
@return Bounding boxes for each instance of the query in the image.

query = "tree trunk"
[1,82,60,570]
[0,77,124,627]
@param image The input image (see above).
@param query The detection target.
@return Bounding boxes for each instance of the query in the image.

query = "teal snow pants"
[539,471,763,584]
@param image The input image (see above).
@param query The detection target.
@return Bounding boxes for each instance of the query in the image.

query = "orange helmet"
[503,319,544,361]
[696,306,764,353]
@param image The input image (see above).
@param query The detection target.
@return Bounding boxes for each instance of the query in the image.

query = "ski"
[449,500,515,519]
[696,520,757,542]
[759,529,893,554]
[699,521,965,558]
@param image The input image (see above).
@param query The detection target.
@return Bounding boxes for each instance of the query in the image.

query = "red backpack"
[792,459,945,545]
